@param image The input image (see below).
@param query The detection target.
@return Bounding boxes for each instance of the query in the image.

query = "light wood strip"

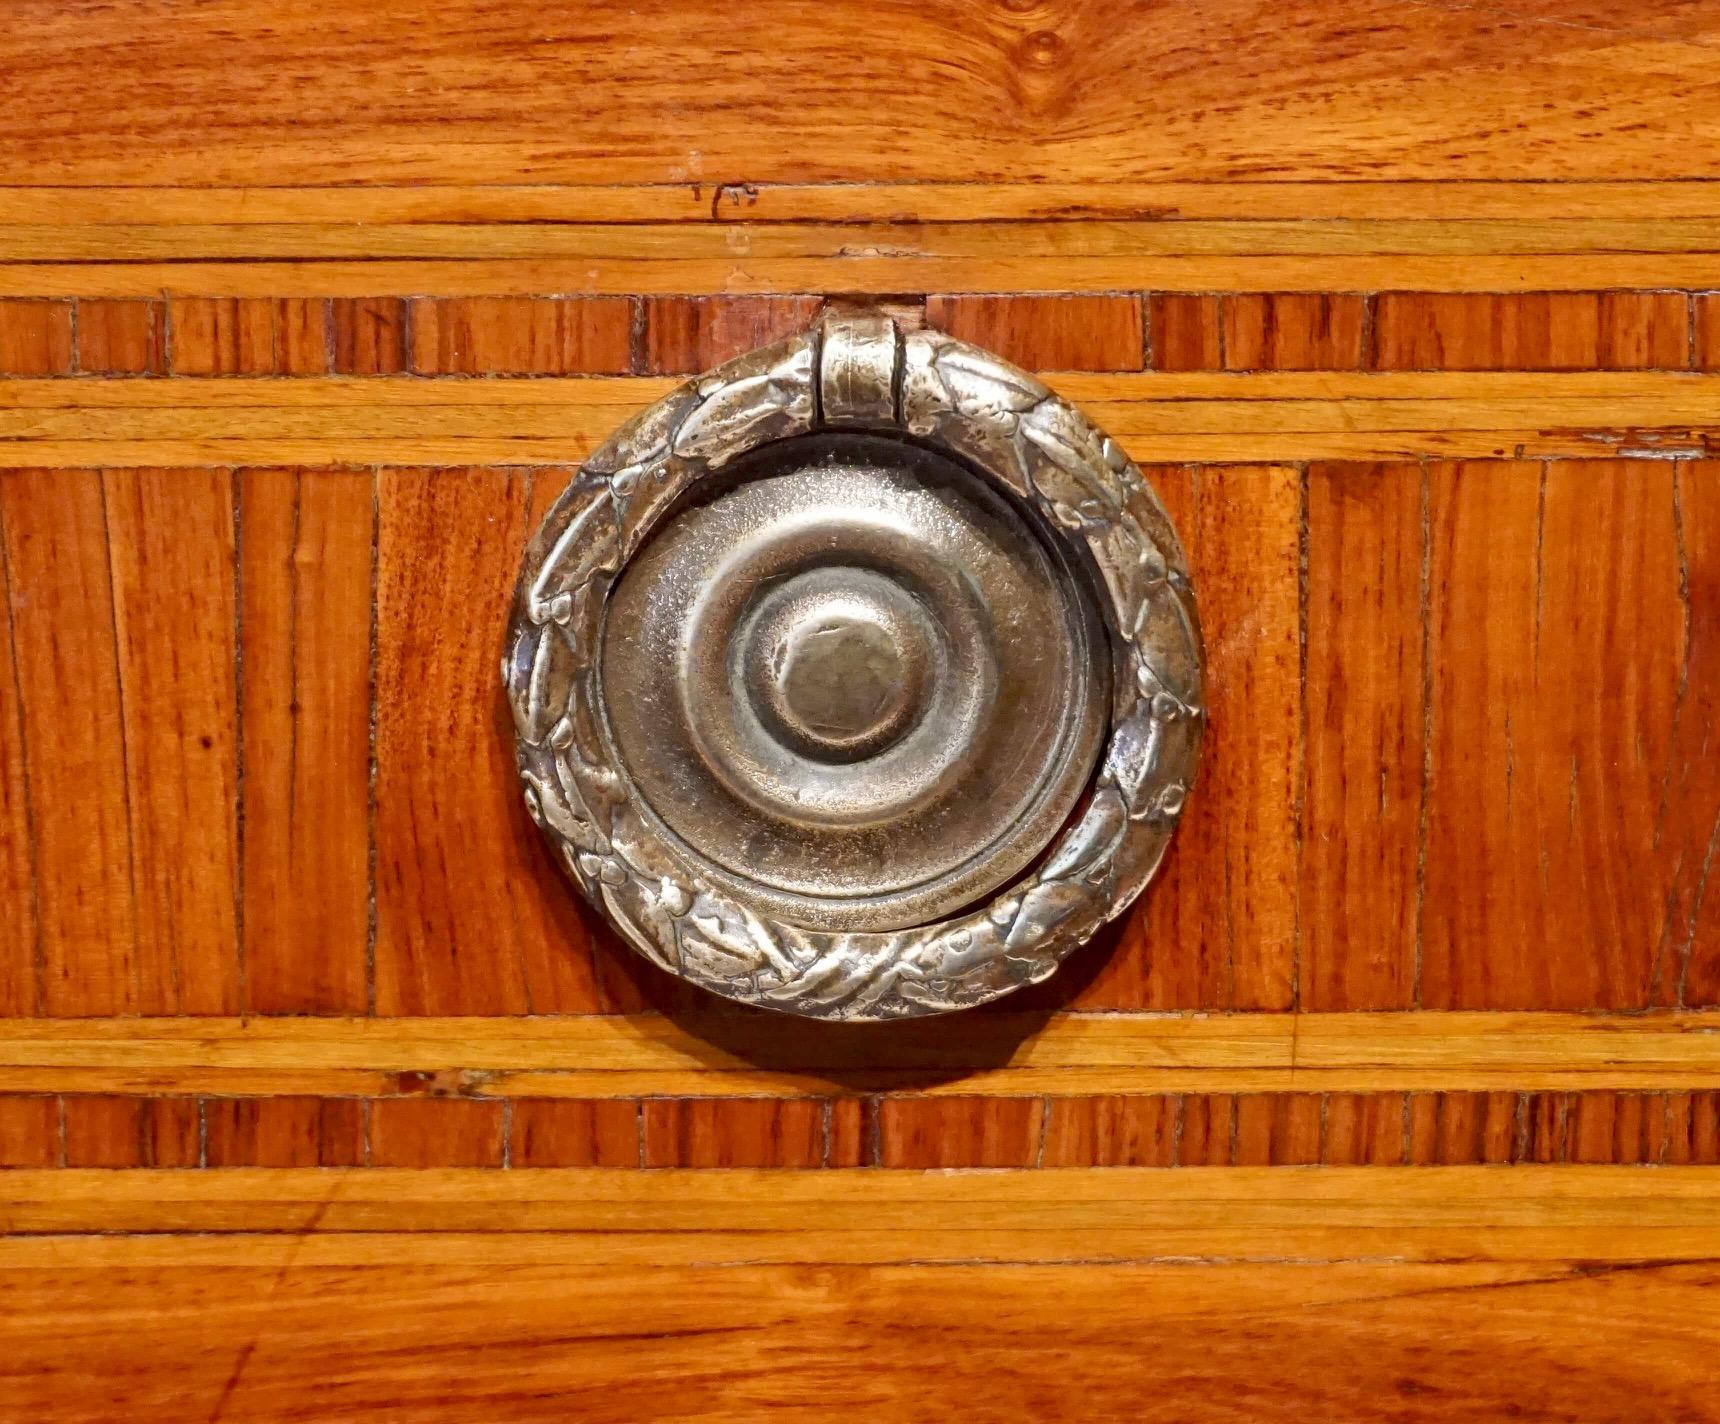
[12,183,1720,224]
[2,1166,1718,1264]
[6,436,1706,467]
[24,396,1718,438]
[9,370,1712,405]
[7,218,1720,261]
[0,1012,1717,1098]
[4,254,1720,297]
[2,372,1716,466]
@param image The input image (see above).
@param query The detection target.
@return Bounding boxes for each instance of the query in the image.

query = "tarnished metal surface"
[505,309,1204,1019]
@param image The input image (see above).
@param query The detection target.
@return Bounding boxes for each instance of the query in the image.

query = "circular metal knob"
[601,438,1108,932]
[505,310,1204,1020]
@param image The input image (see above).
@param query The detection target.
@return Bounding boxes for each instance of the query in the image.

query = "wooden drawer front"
[4,2,1720,1418]
[4,293,1715,1024]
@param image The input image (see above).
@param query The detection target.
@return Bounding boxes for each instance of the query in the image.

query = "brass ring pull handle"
[505,309,1204,1020]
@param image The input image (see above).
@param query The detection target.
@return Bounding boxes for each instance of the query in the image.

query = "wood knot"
[1020,29,1065,68]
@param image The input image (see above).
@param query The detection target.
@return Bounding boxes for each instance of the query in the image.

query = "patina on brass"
[505,309,1204,1020]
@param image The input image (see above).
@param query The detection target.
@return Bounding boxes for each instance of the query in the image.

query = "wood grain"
[237,468,372,1014]
[24,254,1720,299]
[1408,1091,1521,1165]
[0,503,36,1016]
[508,1100,639,1169]
[6,1012,1716,1098]
[639,295,825,375]
[825,1099,871,1168]
[1320,1093,1408,1166]
[1564,1090,1675,1164]
[1148,295,1222,371]
[6,1165,1720,1264]
[60,1096,198,1168]
[1373,292,1691,370]
[641,1100,827,1169]
[0,301,70,374]
[373,468,603,1015]
[1699,294,1720,370]
[924,295,1144,372]
[4,448,1713,1026]
[1041,1095,1176,1168]
[877,1097,1046,1168]
[3,1257,1717,1423]
[1422,460,1690,1008]
[170,298,330,376]
[1079,465,1300,1009]
[12,181,1720,225]
[10,370,1720,467]
[21,1089,1713,1167]
[369,1099,504,1169]
[1299,462,1424,1010]
[1221,294,1368,370]
[407,297,634,376]
[1666,1091,1720,1162]
[14,220,1720,265]
[6,0,1717,189]
[330,297,407,375]
[102,469,241,1014]
[0,470,139,1015]
[1233,1093,1325,1166]
[1180,1099,1242,1170]
[0,1096,57,1168]
[1665,460,1720,1006]
[72,299,167,376]
[202,1096,366,1168]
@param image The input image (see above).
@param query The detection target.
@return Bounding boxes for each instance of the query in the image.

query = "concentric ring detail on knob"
[743,566,932,764]
[599,439,1109,929]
